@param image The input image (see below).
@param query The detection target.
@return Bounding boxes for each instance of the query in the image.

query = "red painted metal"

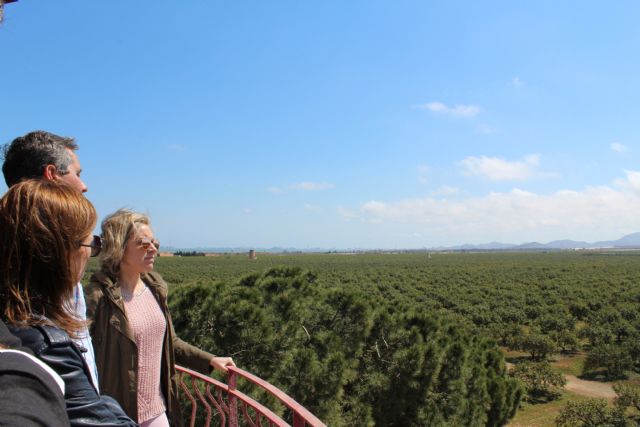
[226,367,326,427]
[176,365,326,427]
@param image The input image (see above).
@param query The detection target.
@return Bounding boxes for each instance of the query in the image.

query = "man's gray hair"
[2,130,79,187]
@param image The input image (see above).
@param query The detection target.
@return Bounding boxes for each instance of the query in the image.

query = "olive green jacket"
[85,271,214,426]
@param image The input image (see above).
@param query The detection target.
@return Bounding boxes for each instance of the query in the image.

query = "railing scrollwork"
[176,365,326,427]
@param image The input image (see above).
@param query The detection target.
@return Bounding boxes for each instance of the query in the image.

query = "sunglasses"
[79,235,103,257]
[138,237,160,251]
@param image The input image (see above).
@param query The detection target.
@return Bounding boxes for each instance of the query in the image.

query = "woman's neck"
[118,268,142,294]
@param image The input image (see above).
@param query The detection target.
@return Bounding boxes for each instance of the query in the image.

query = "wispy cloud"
[430,185,458,196]
[347,171,640,244]
[417,165,429,184]
[611,142,628,153]
[290,181,335,191]
[417,101,480,118]
[615,170,640,193]
[167,144,185,152]
[337,206,358,220]
[460,154,541,181]
[475,123,497,134]
[510,77,524,87]
[268,182,335,194]
[267,186,284,194]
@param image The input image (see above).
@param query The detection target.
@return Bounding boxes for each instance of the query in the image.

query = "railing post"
[293,411,305,427]
[228,368,238,427]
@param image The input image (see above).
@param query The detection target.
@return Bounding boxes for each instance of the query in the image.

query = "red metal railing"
[176,365,326,427]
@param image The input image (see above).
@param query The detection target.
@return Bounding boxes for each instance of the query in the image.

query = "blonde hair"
[0,180,96,337]
[99,209,151,279]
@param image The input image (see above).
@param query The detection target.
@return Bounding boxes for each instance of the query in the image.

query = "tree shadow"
[505,355,532,364]
[523,391,563,405]
[578,370,627,382]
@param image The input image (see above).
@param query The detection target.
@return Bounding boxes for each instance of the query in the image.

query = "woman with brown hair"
[86,209,235,427]
[0,180,137,426]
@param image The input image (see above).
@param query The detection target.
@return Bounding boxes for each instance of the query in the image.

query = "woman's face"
[121,224,158,275]
[73,233,93,283]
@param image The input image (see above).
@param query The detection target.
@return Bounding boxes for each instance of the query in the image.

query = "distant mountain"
[593,232,640,248]
[516,242,548,249]
[164,232,640,254]
[435,232,640,252]
[450,242,515,250]
[163,246,330,254]
[546,239,591,249]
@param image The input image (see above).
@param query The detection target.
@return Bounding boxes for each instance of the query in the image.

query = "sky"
[2,1,640,250]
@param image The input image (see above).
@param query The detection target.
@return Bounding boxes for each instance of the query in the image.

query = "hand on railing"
[210,356,236,373]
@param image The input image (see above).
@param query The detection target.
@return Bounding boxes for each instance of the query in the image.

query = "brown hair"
[0,180,96,337]
[99,209,151,279]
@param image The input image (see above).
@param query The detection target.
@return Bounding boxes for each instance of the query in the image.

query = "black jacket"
[0,318,28,352]
[0,349,70,426]
[8,324,138,427]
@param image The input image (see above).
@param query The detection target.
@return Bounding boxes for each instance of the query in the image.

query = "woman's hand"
[210,356,236,373]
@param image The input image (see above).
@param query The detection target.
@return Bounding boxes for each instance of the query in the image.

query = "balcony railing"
[176,365,327,427]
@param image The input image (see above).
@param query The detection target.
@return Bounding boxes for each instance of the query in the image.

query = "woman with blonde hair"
[0,180,136,426]
[86,209,235,427]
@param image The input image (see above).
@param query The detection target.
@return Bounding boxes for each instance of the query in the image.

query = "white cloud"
[611,142,628,153]
[417,102,480,118]
[243,208,252,215]
[627,171,640,192]
[430,185,459,196]
[615,170,640,193]
[475,123,497,134]
[417,165,429,184]
[267,186,284,194]
[350,171,640,244]
[460,154,541,181]
[167,144,185,152]
[268,182,335,194]
[337,206,358,220]
[290,181,335,191]
[510,77,524,87]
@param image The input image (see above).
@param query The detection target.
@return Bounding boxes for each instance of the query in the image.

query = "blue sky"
[2,1,640,249]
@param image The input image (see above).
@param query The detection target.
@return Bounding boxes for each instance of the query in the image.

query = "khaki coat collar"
[92,270,169,342]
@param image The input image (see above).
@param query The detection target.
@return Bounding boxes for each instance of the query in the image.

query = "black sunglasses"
[79,235,103,257]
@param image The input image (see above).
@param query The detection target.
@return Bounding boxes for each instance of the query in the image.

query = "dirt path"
[505,361,616,400]
[564,375,616,400]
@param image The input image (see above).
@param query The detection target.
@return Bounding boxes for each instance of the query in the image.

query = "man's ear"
[42,164,58,181]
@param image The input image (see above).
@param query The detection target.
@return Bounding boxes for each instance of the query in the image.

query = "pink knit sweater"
[123,287,167,423]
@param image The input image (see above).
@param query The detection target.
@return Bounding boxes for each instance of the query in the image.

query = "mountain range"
[163,232,640,253]
[435,232,640,251]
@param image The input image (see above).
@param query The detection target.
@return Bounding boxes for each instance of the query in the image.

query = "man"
[3,130,87,192]
[2,130,98,389]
